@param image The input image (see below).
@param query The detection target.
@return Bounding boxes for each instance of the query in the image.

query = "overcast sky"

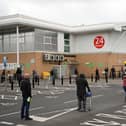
[0,0,126,26]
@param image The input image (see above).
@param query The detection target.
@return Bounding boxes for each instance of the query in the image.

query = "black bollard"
[95,76,97,83]
[69,75,71,84]
[11,82,13,90]
[61,75,63,85]
[32,78,35,88]
[105,74,108,83]
[91,74,93,82]
[38,77,39,86]
[52,77,55,86]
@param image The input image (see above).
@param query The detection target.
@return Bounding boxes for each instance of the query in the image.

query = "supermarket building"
[0,14,126,78]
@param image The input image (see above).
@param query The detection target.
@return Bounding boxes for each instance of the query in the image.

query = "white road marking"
[45,96,58,98]
[36,109,65,116]
[47,107,77,120]
[64,99,77,104]
[0,102,17,106]
[31,107,77,122]
[16,124,27,126]
[0,106,44,118]
[0,121,14,125]
[64,95,103,104]
[0,95,20,100]
[30,115,48,122]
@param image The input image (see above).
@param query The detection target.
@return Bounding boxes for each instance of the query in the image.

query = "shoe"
[21,116,25,120]
[21,118,24,120]
[76,108,81,111]
[82,109,86,112]
[25,117,33,120]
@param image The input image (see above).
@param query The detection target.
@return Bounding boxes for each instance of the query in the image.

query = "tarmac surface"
[0,78,126,126]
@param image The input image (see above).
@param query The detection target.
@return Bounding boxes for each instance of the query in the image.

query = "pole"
[16,25,19,66]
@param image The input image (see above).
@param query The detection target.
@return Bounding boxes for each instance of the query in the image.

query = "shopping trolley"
[86,92,92,111]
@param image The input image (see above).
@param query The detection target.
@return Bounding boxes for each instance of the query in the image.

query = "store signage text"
[94,36,105,49]
[0,63,17,70]
[43,54,64,62]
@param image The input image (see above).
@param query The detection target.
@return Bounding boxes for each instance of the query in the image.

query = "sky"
[0,0,126,26]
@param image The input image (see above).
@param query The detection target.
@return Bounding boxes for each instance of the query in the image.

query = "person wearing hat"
[76,73,91,112]
[20,73,32,120]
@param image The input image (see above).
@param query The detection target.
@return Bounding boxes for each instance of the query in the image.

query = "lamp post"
[16,25,19,67]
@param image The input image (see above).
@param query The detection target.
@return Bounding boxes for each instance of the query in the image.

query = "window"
[64,33,70,52]
[0,35,2,52]
[35,29,57,52]
[64,46,70,52]
[1,31,34,52]
[64,33,70,40]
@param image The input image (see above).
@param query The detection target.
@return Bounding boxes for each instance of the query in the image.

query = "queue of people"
[1,65,126,120]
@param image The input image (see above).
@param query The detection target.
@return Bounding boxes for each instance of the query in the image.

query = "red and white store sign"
[94,36,105,49]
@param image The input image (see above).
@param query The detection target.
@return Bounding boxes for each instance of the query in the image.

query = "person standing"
[111,67,116,79]
[95,68,100,82]
[20,73,32,120]
[76,74,91,112]
[104,67,109,83]
[123,74,126,102]
[16,67,22,87]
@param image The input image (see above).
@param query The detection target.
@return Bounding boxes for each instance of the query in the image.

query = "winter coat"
[20,78,32,98]
[76,74,90,98]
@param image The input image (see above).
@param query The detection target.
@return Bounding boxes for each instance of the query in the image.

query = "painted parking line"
[0,95,20,100]
[0,106,44,118]
[80,105,126,125]
[31,107,77,122]
[0,121,14,125]
[64,95,103,104]
[0,121,27,126]
[0,102,17,106]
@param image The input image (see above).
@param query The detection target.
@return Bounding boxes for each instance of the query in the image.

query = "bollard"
[9,76,14,90]
[32,78,35,88]
[105,74,108,83]
[61,75,63,86]
[95,76,97,83]
[91,74,93,82]
[11,81,13,90]
[52,76,55,86]
[38,77,39,85]
[69,75,71,84]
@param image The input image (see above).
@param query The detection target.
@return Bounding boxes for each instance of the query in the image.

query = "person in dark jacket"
[20,73,32,120]
[76,73,91,112]
[16,67,22,87]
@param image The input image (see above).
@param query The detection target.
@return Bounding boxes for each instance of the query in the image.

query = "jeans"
[21,97,30,119]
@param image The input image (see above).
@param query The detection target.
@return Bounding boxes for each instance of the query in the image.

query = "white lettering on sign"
[0,63,17,70]
[80,118,120,126]
[43,54,64,62]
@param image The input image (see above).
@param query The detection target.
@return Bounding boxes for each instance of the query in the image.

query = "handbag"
[86,91,92,97]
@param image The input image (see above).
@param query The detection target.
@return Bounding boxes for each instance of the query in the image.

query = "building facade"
[0,14,126,78]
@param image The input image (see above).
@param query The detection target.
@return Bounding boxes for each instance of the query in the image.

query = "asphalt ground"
[0,78,125,126]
